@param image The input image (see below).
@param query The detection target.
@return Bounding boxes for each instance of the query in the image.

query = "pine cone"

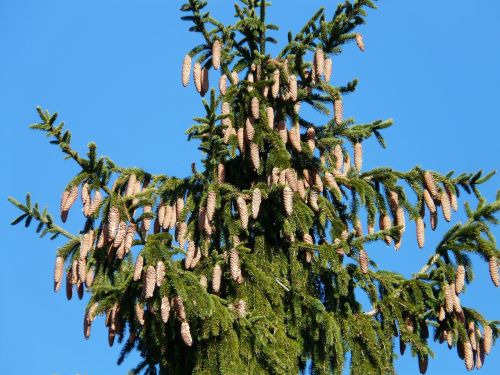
[484,325,493,354]
[54,256,64,283]
[182,54,191,87]
[294,101,301,115]
[453,293,463,314]
[464,340,474,371]
[85,266,95,288]
[65,271,73,300]
[163,205,172,230]
[455,265,465,294]
[355,33,365,52]
[289,126,302,152]
[61,185,79,222]
[135,302,145,325]
[125,174,137,197]
[251,97,260,119]
[354,218,363,237]
[180,321,193,347]
[297,179,306,200]
[176,222,188,248]
[142,205,151,232]
[245,117,255,142]
[231,70,239,85]
[278,120,288,143]
[288,75,297,101]
[88,190,102,216]
[230,249,243,284]
[217,163,225,184]
[78,257,86,283]
[416,216,425,248]
[107,206,120,240]
[250,142,260,170]
[286,169,298,192]
[444,283,454,313]
[334,97,343,125]
[272,69,280,98]
[440,190,451,222]
[185,241,196,269]
[266,107,274,129]
[324,172,341,199]
[237,196,249,230]
[160,296,170,323]
[343,152,351,177]
[438,305,445,321]
[156,261,165,287]
[445,184,458,212]
[237,127,246,154]
[124,225,135,254]
[476,342,485,369]
[314,48,325,77]
[424,171,439,200]
[354,142,363,171]
[324,57,332,82]
[145,266,156,298]
[251,188,262,219]
[430,210,438,231]
[489,256,499,287]
[283,186,293,216]
[193,62,202,93]
[359,248,369,274]
[309,189,319,211]
[247,71,254,92]
[423,189,436,214]
[306,127,315,152]
[221,101,231,126]
[81,182,91,213]
[173,296,187,321]
[396,207,406,233]
[380,214,392,245]
[113,221,127,248]
[206,190,217,222]
[201,67,209,96]
[418,354,428,374]
[468,321,477,351]
[212,264,222,293]
[333,144,343,172]
[133,255,143,281]
[212,39,221,70]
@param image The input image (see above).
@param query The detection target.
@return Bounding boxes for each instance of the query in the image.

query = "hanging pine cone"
[160,296,170,323]
[289,126,302,152]
[445,184,458,212]
[250,142,260,170]
[314,48,325,77]
[430,210,438,231]
[334,97,343,125]
[142,205,151,233]
[468,321,477,351]
[297,179,306,200]
[251,97,260,119]
[440,189,451,222]
[156,261,165,287]
[288,75,297,101]
[201,67,209,96]
[113,221,127,248]
[309,189,319,211]
[145,266,156,298]
[176,222,188,248]
[185,240,196,269]
[283,186,293,216]
[444,283,454,313]
[418,354,428,374]
[218,73,227,95]
[61,185,79,222]
[272,69,280,98]
[182,54,191,87]
[455,265,465,294]
[206,190,216,221]
[484,325,493,354]
[251,188,262,219]
[333,144,343,171]
[81,182,90,213]
[380,214,392,245]
[85,266,95,288]
[193,62,202,93]
[354,142,363,171]
[464,340,474,371]
[212,39,221,70]
[237,127,246,154]
[476,342,485,369]
[78,257,86,283]
[355,33,365,51]
[359,248,369,274]
[324,57,332,82]
[489,256,499,287]
[230,249,243,284]
[265,107,274,129]
[278,120,288,143]
[247,71,254,92]
[438,305,445,321]
[396,207,406,232]
[245,117,255,142]
[107,206,120,240]
[54,256,64,284]
[424,171,439,200]
[306,127,315,152]
[453,293,463,314]
[124,225,135,254]
[237,196,249,230]
[133,255,144,281]
[423,189,437,214]
[286,169,298,192]
[163,205,173,230]
[65,270,73,300]
[416,216,425,248]
[125,174,137,197]
[217,163,225,184]
[230,70,239,85]
[354,218,363,237]
[88,190,102,216]
[180,321,193,347]
[135,302,145,325]
[212,264,222,293]
[173,296,187,321]
[221,101,231,126]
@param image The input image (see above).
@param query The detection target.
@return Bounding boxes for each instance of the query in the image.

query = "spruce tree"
[8,1,500,374]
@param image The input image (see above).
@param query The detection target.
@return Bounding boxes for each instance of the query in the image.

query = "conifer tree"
[8,1,500,374]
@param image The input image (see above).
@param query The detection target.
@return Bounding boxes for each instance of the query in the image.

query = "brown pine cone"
[283,186,293,216]
[217,163,225,184]
[444,283,454,313]
[333,144,343,172]
[85,266,95,288]
[124,225,135,254]
[107,206,120,240]
[476,341,485,369]
[193,62,202,93]
[464,340,474,371]
[113,221,127,248]
[250,142,260,170]
[221,101,231,126]
[182,54,191,87]
[156,261,165,287]
[288,126,302,152]
[359,248,369,274]
[230,249,243,284]
[297,179,306,200]
[453,293,463,314]
[309,190,319,211]
[78,257,86,283]
[441,189,451,222]
[418,354,428,374]
[380,214,393,245]
[173,296,187,321]
[430,210,438,231]
[81,183,91,213]
[219,74,227,95]
[288,75,297,101]
[266,107,274,129]
[125,174,137,197]
[251,97,260,119]
[135,302,145,325]
[354,142,363,171]
[206,190,217,221]
[489,256,499,287]
[484,325,493,354]
[416,216,425,248]
[176,222,188,248]
[54,256,64,284]
[314,48,325,77]
[271,69,280,98]
[251,188,262,219]
[212,39,221,70]
[278,120,288,144]
[438,305,445,321]
[237,196,249,229]
[161,296,170,323]
[306,127,315,152]
[212,264,222,293]
[324,57,332,82]
[201,67,209,96]
[180,321,193,347]
[247,71,254,92]
[396,207,406,233]
[145,266,156,298]
[185,241,196,269]
[334,98,343,125]
[445,184,458,212]
[245,117,255,142]
[142,205,152,232]
[355,33,365,52]
[61,185,79,222]
[423,189,436,214]
[237,127,246,154]
[455,265,465,294]
[88,190,102,216]
[424,172,439,200]
[133,255,143,281]
[65,271,73,300]
[163,205,173,230]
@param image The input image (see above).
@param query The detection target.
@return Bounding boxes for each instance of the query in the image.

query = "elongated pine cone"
[185,241,196,269]
[221,101,231,127]
[133,255,144,281]
[212,39,221,70]
[266,107,274,129]
[160,296,170,323]
[445,184,458,212]
[251,188,262,219]
[324,57,332,82]
[359,248,369,274]
[333,144,343,171]
[230,249,243,284]
[251,97,260,119]
[173,296,187,322]
[484,325,493,354]
[113,221,127,248]
[193,62,202,93]
[283,186,293,216]
[182,54,191,87]
[355,33,365,52]
[444,283,454,313]
[237,127,245,154]
[85,266,95,288]
[306,127,315,152]
[219,74,227,95]
[489,256,499,287]
[424,171,439,200]
[309,190,319,211]
[334,97,343,125]
[278,120,288,144]
[418,354,428,374]
[250,143,260,170]
[245,117,255,142]
[236,196,248,230]
[438,305,445,321]
[440,189,451,222]
[61,185,79,222]
[54,256,64,283]
[145,265,156,298]
[324,172,341,199]
[81,182,90,212]
[176,222,188,248]
[286,169,298,192]
[416,216,425,248]
[206,190,216,221]
[380,214,392,245]
[201,67,209,96]
[289,126,302,152]
[88,190,102,216]
[423,189,436,214]
[271,69,280,98]
[135,302,145,325]
[107,206,120,240]
[217,163,225,184]
[180,321,193,347]
[314,48,325,77]
[288,75,297,101]
[156,261,165,287]
[142,205,152,232]
[212,264,222,293]
[464,340,474,371]
[354,142,363,171]
[455,265,465,294]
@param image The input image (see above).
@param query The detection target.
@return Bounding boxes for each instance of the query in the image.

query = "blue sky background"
[1,0,499,374]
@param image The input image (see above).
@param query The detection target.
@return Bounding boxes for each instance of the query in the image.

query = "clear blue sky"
[1,0,499,374]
